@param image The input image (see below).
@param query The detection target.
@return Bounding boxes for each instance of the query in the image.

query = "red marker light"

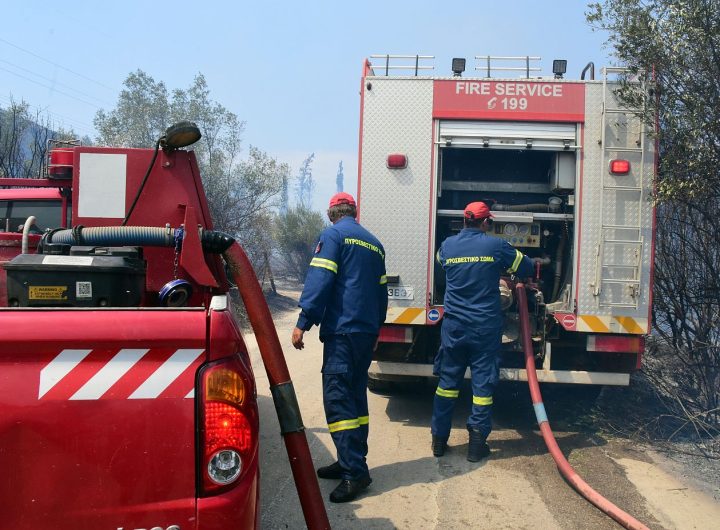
[387,154,408,169]
[48,148,74,179]
[609,159,630,175]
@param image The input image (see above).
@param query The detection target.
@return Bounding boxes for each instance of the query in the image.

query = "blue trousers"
[321,333,375,480]
[431,317,502,439]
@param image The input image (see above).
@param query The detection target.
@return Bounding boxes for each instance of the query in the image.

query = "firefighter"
[431,201,534,462]
[291,192,388,503]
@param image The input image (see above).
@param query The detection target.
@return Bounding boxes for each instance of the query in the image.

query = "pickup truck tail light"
[198,357,258,495]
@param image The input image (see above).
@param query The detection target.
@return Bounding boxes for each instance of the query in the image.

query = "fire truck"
[359,55,656,387]
[0,124,330,530]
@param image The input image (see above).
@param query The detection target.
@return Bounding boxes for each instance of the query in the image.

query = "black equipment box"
[3,246,146,307]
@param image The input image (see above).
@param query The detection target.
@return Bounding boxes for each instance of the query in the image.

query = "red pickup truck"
[0,137,261,529]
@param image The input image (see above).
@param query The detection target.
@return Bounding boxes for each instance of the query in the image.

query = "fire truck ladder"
[594,67,646,308]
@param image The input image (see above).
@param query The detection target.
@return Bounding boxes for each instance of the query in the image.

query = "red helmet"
[329,192,356,208]
[464,201,494,220]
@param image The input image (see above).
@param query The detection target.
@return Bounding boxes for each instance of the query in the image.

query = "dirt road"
[242,286,720,529]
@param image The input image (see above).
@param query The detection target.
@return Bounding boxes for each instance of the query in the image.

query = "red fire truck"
[359,55,656,387]
[0,126,267,530]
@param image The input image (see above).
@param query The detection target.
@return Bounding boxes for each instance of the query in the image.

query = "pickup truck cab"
[0,187,68,233]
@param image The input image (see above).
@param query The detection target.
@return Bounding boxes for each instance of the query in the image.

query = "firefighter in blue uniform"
[291,192,388,503]
[431,201,534,462]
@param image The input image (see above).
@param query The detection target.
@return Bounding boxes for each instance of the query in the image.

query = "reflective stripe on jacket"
[297,216,388,337]
[438,228,534,329]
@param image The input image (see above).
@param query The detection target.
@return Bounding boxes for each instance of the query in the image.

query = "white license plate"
[388,286,414,300]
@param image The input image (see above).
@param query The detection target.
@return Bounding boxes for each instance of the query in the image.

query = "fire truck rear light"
[609,159,630,175]
[199,358,258,495]
[208,449,242,485]
[386,154,407,169]
[587,334,642,353]
[379,325,412,343]
[205,402,253,451]
[205,367,246,405]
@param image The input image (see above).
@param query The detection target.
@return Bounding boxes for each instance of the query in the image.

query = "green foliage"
[206,146,289,262]
[274,206,327,282]
[94,71,287,254]
[94,71,171,148]
[587,0,720,202]
[588,0,720,428]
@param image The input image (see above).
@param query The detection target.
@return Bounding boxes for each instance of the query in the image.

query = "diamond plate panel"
[359,78,434,310]
[577,82,655,321]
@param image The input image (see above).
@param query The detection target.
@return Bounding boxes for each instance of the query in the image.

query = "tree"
[588,1,720,430]
[336,161,344,192]
[280,173,290,215]
[273,206,327,282]
[587,0,720,201]
[295,153,315,208]
[94,71,170,149]
[94,71,286,260]
[205,146,288,260]
[0,99,80,179]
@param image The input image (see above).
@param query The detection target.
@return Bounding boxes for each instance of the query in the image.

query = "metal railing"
[369,54,545,78]
[369,55,435,76]
[474,56,541,78]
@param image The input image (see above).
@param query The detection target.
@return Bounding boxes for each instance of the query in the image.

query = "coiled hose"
[516,283,649,530]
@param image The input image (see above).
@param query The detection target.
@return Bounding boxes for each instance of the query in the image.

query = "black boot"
[317,461,344,479]
[467,429,490,462]
[329,476,372,503]
[431,435,448,457]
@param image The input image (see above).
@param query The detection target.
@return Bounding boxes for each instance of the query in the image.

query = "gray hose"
[48,226,177,247]
[45,226,236,254]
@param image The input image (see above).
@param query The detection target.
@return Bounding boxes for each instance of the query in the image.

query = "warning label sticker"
[29,286,68,300]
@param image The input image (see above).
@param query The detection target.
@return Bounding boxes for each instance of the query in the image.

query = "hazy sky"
[1,1,611,211]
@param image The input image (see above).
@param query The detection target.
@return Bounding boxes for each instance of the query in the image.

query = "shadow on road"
[378,379,607,458]
[257,394,396,529]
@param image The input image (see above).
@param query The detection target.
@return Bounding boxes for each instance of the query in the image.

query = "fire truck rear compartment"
[375,143,580,374]
[433,146,575,307]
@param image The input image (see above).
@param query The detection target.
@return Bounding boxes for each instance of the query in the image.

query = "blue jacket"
[438,228,534,330]
[297,216,388,338]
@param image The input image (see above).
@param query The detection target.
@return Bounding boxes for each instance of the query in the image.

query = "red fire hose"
[224,243,331,530]
[515,283,649,530]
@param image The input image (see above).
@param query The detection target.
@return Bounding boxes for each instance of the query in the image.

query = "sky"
[1,1,612,211]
